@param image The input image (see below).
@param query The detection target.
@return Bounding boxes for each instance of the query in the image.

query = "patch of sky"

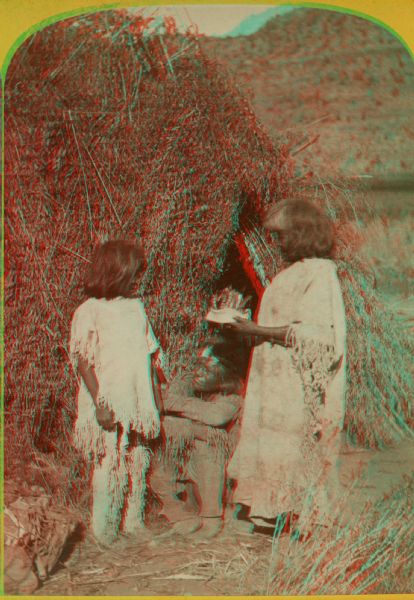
[129,5,297,39]
[224,5,296,38]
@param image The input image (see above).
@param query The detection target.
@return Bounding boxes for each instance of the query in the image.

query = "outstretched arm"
[227,318,290,347]
[165,389,239,427]
[170,397,238,427]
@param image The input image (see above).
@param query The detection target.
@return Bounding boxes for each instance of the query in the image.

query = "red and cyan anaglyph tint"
[3,6,414,596]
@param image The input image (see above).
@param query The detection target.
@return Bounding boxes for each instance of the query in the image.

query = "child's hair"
[84,240,146,299]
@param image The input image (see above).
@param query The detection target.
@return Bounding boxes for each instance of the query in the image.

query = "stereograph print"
[2,1,414,596]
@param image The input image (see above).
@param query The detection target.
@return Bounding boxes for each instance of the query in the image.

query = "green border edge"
[1,0,414,596]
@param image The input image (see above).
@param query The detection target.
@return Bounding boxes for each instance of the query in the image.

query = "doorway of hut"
[208,233,260,384]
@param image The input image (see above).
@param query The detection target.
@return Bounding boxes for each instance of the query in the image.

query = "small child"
[70,240,161,544]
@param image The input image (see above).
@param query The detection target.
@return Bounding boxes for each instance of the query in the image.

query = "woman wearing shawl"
[227,199,346,533]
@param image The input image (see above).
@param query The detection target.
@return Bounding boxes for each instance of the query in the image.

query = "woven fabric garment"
[70,296,160,454]
[228,258,346,522]
[69,296,160,541]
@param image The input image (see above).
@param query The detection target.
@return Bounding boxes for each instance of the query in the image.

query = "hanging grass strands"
[4,10,413,516]
[4,11,286,464]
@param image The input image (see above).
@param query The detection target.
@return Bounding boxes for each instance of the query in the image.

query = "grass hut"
[4,10,290,460]
[3,10,414,596]
[4,9,413,490]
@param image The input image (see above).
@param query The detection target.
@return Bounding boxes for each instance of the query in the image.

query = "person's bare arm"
[167,396,238,427]
[77,356,116,431]
[77,356,99,405]
[162,415,209,442]
[151,349,167,413]
[227,318,290,347]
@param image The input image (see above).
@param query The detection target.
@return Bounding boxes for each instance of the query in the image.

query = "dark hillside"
[202,8,414,178]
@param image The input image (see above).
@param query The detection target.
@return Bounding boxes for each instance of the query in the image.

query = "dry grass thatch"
[4,9,413,514]
[4,485,80,595]
[269,474,414,595]
[4,10,290,458]
[3,13,414,596]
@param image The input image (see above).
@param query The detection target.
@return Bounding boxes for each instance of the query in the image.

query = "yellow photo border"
[1,1,414,599]
[1,0,414,77]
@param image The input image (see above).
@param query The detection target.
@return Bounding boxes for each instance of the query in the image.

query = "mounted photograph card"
[1,0,414,597]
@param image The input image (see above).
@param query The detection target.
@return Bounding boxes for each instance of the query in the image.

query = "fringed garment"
[227,258,346,523]
[70,297,160,539]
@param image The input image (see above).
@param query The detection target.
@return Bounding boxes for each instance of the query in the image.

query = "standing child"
[70,240,161,544]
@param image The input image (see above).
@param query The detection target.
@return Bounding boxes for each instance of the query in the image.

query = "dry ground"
[35,437,414,596]
[33,195,414,595]
[35,521,275,596]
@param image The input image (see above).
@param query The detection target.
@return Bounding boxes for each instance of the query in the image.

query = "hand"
[95,406,116,431]
[225,317,257,336]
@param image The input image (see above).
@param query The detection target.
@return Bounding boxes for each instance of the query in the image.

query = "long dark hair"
[84,240,146,299]
[264,199,334,262]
